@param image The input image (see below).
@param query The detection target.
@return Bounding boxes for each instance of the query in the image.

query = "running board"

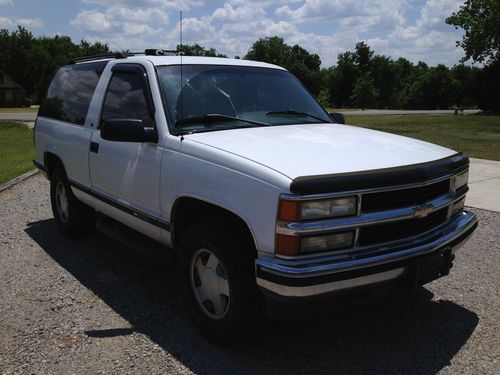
[96,212,176,262]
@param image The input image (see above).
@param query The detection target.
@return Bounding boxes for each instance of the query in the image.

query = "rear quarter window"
[39,61,107,125]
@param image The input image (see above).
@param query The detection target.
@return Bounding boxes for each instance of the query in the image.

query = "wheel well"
[171,197,256,251]
[44,152,65,180]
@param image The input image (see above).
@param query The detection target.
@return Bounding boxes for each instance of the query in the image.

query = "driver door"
[89,63,163,240]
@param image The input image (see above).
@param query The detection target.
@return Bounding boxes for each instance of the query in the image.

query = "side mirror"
[329,112,345,124]
[100,119,157,143]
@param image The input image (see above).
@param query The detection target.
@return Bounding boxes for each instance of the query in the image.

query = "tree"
[0,26,109,102]
[446,0,500,111]
[451,64,481,107]
[245,36,322,95]
[176,43,226,57]
[316,88,331,108]
[475,60,500,111]
[408,65,458,109]
[369,55,396,108]
[446,0,500,63]
[354,41,374,69]
[350,72,379,110]
[390,57,415,109]
[327,52,358,108]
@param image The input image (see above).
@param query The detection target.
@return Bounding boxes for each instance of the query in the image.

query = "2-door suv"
[34,51,478,343]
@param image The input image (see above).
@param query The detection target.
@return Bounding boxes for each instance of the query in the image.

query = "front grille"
[358,208,448,247]
[361,179,450,212]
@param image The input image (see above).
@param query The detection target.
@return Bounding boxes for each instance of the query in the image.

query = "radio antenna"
[179,10,184,121]
[180,10,183,48]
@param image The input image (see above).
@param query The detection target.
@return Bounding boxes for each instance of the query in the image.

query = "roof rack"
[145,49,179,56]
[70,49,181,64]
[70,52,133,64]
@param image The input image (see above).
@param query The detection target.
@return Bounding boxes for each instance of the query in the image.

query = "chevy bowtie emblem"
[413,204,434,218]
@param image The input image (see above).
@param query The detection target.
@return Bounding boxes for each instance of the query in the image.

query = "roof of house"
[0,69,24,91]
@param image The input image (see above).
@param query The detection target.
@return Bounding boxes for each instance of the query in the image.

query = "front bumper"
[256,211,477,301]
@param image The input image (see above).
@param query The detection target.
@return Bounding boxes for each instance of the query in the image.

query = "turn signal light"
[278,200,300,221]
[275,234,300,256]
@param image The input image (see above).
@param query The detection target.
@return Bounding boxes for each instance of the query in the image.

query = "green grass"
[327,108,363,112]
[0,114,497,185]
[0,107,39,113]
[0,122,35,184]
[345,114,500,161]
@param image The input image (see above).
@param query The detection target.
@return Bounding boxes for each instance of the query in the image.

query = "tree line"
[247,38,489,111]
[0,0,498,111]
[0,27,109,104]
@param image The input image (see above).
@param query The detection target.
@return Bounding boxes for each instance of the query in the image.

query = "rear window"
[39,61,107,125]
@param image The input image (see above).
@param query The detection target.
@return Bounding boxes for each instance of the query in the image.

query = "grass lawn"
[346,114,500,161]
[0,107,39,113]
[0,122,35,184]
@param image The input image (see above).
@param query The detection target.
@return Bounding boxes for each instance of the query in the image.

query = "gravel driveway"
[1,175,499,374]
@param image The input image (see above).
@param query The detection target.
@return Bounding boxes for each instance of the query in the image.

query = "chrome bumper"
[256,211,478,299]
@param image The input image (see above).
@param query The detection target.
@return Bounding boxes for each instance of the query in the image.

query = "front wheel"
[178,220,264,345]
[50,168,95,237]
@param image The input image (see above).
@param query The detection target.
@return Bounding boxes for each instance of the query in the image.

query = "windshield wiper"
[266,109,330,123]
[175,114,269,127]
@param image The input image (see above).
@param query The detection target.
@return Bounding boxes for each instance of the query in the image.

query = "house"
[0,69,26,107]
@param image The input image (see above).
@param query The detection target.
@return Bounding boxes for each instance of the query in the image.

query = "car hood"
[183,123,456,181]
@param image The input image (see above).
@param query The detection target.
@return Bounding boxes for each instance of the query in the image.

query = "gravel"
[1,174,499,374]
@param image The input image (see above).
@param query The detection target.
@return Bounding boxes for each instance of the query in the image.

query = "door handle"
[90,142,99,153]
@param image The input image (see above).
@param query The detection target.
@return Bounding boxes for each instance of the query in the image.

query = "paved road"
[343,109,481,116]
[0,113,37,121]
[468,158,500,212]
[0,109,482,122]
[0,175,499,374]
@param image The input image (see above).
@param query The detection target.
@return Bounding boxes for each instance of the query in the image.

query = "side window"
[100,70,154,127]
[39,62,106,125]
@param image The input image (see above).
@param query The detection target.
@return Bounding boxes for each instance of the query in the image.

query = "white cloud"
[417,0,463,30]
[16,18,43,28]
[211,3,266,23]
[0,0,13,5]
[71,10,112,32]
[71,5,169,40]
[276,0,406,33]
[0,16,12,28]
[65,0,467,67]
[82,0,205,10]
[227,0,300,6]
[269,0,465,66]
[372,0,466,65]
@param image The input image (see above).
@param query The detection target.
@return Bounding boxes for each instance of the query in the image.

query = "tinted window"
[100,70,153,127]
[39,62,107,125]
[157,65,331,133]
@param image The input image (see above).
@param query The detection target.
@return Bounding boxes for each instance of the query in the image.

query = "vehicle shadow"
[25,219,478,375]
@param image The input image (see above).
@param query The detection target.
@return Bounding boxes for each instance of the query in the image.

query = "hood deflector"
[290,153,469,195]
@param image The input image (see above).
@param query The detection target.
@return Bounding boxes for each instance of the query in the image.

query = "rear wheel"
[178,220,263,345]
[50,168,95,237]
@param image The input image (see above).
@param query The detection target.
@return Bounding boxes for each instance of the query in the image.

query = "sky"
[0,0,470,67]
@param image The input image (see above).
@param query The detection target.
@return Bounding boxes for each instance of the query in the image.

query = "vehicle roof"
[77,55,287,71]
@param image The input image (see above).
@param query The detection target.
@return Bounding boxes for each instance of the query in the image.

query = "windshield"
[157,64,332,133]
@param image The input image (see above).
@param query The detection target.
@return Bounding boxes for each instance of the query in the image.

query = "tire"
[50,167,95,237]
[178,219,264,345]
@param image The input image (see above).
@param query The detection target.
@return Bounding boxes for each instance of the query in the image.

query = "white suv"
[34,51,478,343]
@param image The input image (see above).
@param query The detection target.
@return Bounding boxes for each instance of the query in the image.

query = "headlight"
[454,170,469,191]
[300,232,354,254]
[279,196,358,221]
[275,231,355,256]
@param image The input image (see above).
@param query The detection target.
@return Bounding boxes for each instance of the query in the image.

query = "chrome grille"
[361,179,450,212]
[358,208,449,247]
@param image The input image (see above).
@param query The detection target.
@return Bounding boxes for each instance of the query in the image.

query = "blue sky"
[0,0,469,67]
